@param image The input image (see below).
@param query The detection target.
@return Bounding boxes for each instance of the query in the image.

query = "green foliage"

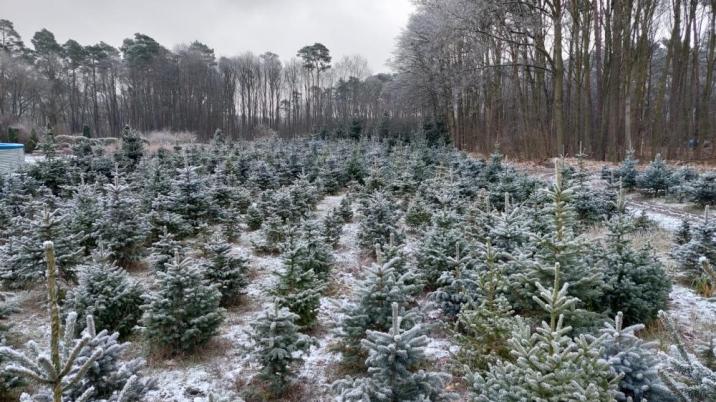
[0,242,102,402]
[246,204,263,231]
[95,172,146,268]
[600,191,671,324]
[615,150,639,190]
[416,214,471,289]
[338,196,354,223]
[405,196,433,229]
[470,264,620,401]
[142,255,224,354]
[600,312,674,402]
[671,207,716,279]
[357,192,404,256]
[66,250,144,338]
[202,231,249,306]
[322,208,344,248]
[455,241,517,371]
[272,237,325,327]
[249,304,311,396]
[115,125,144,171]
[337,248,420,369]
[0,206,83,287]
[637,154,673,196]
[658,311,716,401]
[334,303,454,401]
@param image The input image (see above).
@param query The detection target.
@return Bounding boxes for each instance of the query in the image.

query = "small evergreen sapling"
[65,249,144,338]
[299,220,334,280]
[94,171,146,268]
[600,312,673,402]
[405,196,433,229]
[66,315,155,401]
[470,263,620,401]
[430,244,478,319]
[615,150,639,190]
[357,192,404,256]
[672,207,716,279]
[637,154,673,196]
[335,303,453,402]
[202,232,249,306]
[142,255,225,354]
[658,310,716,401]
[455,240,516,371]
[338,196,354,223]
[245,204,263,231]
[0,242,102,402]
[0,206,83,287]
[272,238,325,328]
[600,189,671,324]
[322,209,344,248]
[675,219,692,245]
[416,217,470,288]
[249,304,312,396]
[147,227,181,272]
[337,247,420,369]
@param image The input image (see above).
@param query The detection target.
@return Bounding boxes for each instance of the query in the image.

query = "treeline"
[0,19,424,142]
[394,0,716,161]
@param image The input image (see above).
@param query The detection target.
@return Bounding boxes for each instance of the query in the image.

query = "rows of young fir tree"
[0,127,714,401]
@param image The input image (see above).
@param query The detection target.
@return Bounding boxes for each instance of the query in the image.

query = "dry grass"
[145,130,198,153]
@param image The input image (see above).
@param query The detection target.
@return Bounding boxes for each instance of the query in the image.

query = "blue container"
[0,143,25,173]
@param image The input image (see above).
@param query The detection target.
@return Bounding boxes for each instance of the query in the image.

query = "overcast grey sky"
[4,0,415,72]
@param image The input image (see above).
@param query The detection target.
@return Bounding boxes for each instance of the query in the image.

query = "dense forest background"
[1,0,716,161]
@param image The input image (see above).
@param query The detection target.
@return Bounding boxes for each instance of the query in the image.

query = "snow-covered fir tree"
[65,249,144,338]
[676,219,692,245]
[637,153,673,196]
[334,303,453,402]
[115,125,144,171]
[299,220,334,280]
[253,214,289,254]
[249,303,312,396]
[65,314,155,401]
[416,212,470,287]
[272,237,325,327]
[0,205,83,287]
[511,164,605,324]
[322,208,344,248]
[245,204,263,231]
[164,162,211,237]
[337,247,421,369]
[658,310,716,401]
[672,207,716,278]
[147,227,181,272]
[0,242,102,402]
[430,244,478,319]
[66,178,102,254]
[469,263,620,401]
[599,312,673,402]
[405,196,433,229]
[247,160,279,191]
[485,201,530,254]
[357,191,404,255]
[615,149,639,190]
[142,255,224,354]
[599,189,670,324]
[202,231,249,306]
[455,240,517,371]
[688,171,716,207]
[94,171,146,268]
[571,150,615,223]
[338,195,354,223]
